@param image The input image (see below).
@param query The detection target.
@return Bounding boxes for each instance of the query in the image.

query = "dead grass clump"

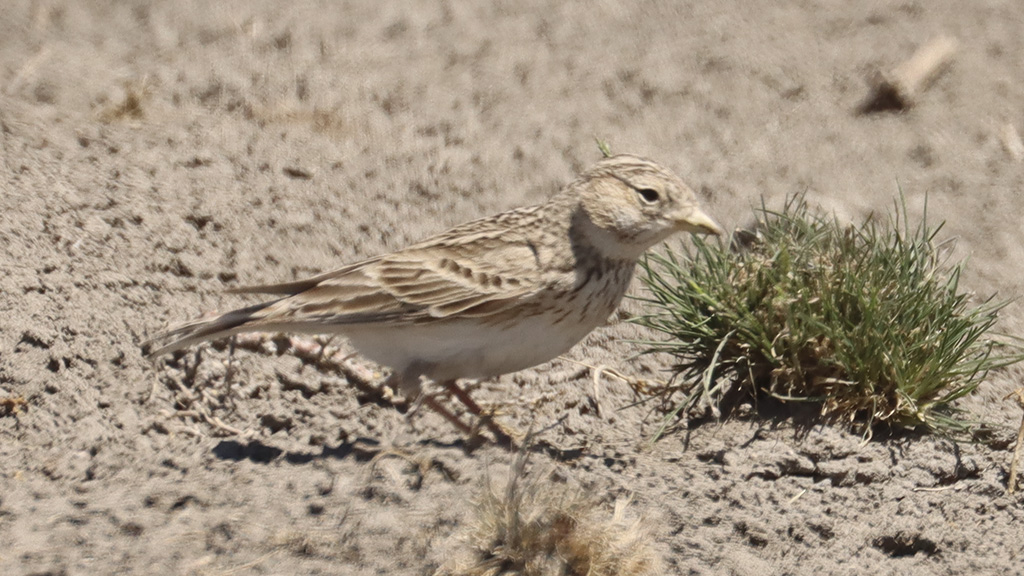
[439,452,662,576]
[97,78,154,122]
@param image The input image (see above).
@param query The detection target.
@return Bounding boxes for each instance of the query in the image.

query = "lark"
[145,154,722,442]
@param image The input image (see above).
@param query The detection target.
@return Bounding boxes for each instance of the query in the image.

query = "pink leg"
[441,380,514,446]
[419,395,475,436]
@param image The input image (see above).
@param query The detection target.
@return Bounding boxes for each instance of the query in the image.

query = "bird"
[145,153,723,443]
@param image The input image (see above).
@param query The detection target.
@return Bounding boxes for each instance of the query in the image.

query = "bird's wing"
[226,258,384,296]
[258,238,546,325]
[225,209,559,328]
[144,210,563,358]
[145,232,549,357]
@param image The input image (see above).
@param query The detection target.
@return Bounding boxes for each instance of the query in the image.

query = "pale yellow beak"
[680,206,724,236]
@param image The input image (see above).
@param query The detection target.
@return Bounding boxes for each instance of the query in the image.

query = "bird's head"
[573,154,723,259]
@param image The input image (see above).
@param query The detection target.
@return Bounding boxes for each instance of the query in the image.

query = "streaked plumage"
[145,154,722,440]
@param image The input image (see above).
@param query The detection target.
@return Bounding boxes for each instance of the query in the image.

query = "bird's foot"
[473,407,520,449]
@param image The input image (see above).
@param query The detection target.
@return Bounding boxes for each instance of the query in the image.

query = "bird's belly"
[345,309,608,382]
[344,264,634,383]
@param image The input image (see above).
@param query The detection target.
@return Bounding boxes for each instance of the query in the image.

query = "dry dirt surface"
[2,1,1024,575]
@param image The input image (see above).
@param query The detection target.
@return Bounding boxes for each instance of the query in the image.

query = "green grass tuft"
[634,194,1019,436]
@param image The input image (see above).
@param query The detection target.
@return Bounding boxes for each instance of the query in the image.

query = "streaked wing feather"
[224,209,552,327]
[226,258,382,295]
[252,243,543,326]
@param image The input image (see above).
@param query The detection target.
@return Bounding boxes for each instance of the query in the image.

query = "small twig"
[1004,387,1024,494]
[702,331,735,419]
[573,360,666,396]
[912,485,959,493]
[167,405,248,437]
[204,414,247,437]
[146,377,161,403]
[860,35,958,113]
[1000,123,1024,162]
[211,549,281,576]
[365,447,438,489]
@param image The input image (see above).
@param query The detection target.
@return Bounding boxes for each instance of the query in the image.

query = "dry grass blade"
[1005,388,1024,494]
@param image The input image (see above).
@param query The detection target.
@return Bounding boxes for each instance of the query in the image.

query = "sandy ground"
[2,1,1024,574]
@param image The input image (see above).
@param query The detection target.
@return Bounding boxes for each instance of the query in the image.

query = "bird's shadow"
[211,435,586,465]
[210,435,504,465]
[210,438,380,464]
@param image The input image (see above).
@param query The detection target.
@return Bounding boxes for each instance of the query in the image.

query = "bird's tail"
[142,300,279,359]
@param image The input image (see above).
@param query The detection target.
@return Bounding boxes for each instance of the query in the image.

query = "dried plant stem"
[860,35,958,112]
[1001,123,1024,162]
[1005,388,1024,494]
[888,35,959,101]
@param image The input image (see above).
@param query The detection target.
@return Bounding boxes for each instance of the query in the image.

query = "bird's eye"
[636,188,660,204]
